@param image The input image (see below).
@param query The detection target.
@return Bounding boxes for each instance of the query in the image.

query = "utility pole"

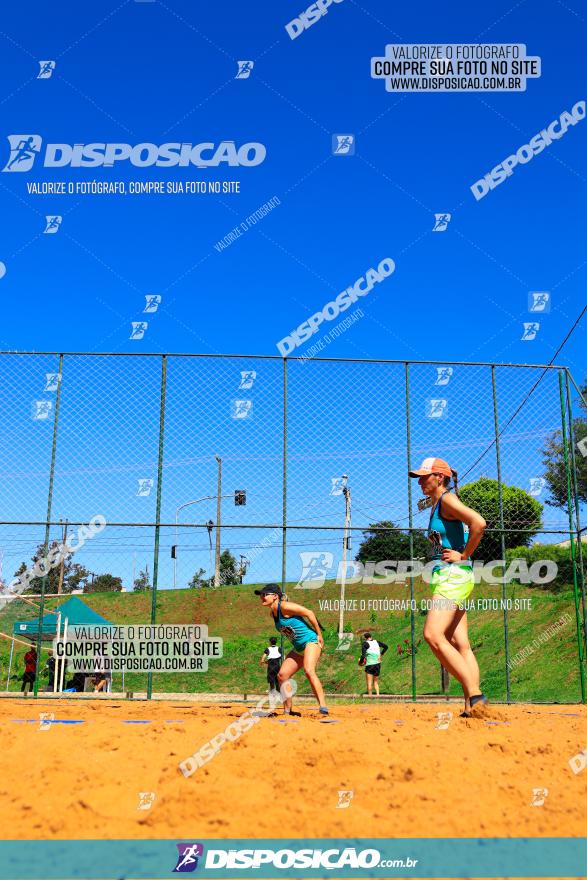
[214,455,222,587]
[239,555,249,585]
[338,476,351,639]
[207,520,214,587]
[57,519,68,595]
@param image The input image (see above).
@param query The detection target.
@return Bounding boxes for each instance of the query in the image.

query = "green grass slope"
[1,578,584,702]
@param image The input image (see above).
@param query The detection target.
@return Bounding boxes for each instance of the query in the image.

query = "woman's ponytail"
[451,468,460,498]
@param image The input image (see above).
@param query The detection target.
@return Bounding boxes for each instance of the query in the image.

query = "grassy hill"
[1,578,584,702]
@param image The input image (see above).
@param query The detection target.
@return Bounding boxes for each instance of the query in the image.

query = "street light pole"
[174,496,216,589]
[214,455,222,587]
[173,476,240,589]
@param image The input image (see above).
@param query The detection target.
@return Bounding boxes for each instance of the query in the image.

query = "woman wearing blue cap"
[254,584,329,717]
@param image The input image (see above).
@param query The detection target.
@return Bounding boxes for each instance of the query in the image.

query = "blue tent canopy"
[12,596,114,639]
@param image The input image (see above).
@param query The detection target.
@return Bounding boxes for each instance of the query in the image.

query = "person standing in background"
[21,646,37,696]
[359,632,388,697]
[260,636,282,695]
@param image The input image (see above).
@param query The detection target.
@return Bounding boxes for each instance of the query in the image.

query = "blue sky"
[0,0,585,589]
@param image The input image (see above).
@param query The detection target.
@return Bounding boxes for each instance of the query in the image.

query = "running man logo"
[130,321,148,340]
[3,135,42,172]
[569,747,587,775]
[295,551,334,589]
[530,787,549,806]
[137,478,154,497]
[434,366,453,386]
[39,712,54,730]
[238,370,256,390]
[528,291,551,313]
[435,711,453,730]
[529,477,546,497]
[332,134,355,155]
[44,373,61,392]
[426,398,448,419]
[432,213,451,232]
[44,215,62,234]
[0,262,5,279]
[37,61,56,79]
[330,477,345,496]
[521,322,539,341]
[336,790,354,808]
[336,633,354,652]
[144,294,161,313]
[32,401,52,421]
[137,791,157,811]
[173,843,204,873]
[232,399,253,419]
[235,61,254,79]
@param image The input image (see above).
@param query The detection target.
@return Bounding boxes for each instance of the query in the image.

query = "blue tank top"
[273,599,316,644]
[428,491,467,561]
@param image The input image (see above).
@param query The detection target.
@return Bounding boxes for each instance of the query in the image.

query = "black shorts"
[365,663,381,676]
[267,661,280,688]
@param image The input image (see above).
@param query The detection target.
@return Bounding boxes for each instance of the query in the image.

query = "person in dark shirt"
[65,672,86,692]
[358,632,388,697]
[21,647,37,696]
[45,651,56,690]
[260,636,282,695]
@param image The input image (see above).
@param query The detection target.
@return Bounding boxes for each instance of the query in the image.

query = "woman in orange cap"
[409,457,488,716]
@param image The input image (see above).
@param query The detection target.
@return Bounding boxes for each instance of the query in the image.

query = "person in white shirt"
[358,632,388,697]
[260,636,282,695]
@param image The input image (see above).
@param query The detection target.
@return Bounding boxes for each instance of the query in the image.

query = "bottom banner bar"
[0,838,586,879]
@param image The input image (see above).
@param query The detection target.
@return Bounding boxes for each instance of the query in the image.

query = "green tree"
[13,542,92,594]
[541,373,587,507]
[188,567,208,589]
[356,521,429,566]
[541,419,587,508]
[87,573,123,592]
[219,550,238,585]
[459,478,543,559]
[66,562,93,593]
[133,566,151,592]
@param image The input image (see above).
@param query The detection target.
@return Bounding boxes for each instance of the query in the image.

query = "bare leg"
[423,603,480,702]
[366,672,373,696]
[374,675,380,697]
[447,612,481,712]
[277,652,303,713]
[302,643,327,708]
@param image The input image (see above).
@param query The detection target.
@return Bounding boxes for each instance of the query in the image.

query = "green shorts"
[430,563,475,605]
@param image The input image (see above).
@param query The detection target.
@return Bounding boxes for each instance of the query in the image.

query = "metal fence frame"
[0,352,584,703]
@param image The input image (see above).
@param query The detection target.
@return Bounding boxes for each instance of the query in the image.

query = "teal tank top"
[273,599,316,645]
[428,491,467,561]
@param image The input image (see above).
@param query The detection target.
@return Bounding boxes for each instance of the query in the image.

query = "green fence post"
[491,366,511,703]
[281,357,288,591]
[280,357,287,666]
[404,363,417,702]
[558,370,586,703]
[147,355,167,701]
[33,354,64,698]
[565,369,587,658]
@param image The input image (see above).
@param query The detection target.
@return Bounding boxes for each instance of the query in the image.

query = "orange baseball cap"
[409,457,452,478]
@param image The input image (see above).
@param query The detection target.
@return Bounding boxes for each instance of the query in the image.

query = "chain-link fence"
[0,353,585,703]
